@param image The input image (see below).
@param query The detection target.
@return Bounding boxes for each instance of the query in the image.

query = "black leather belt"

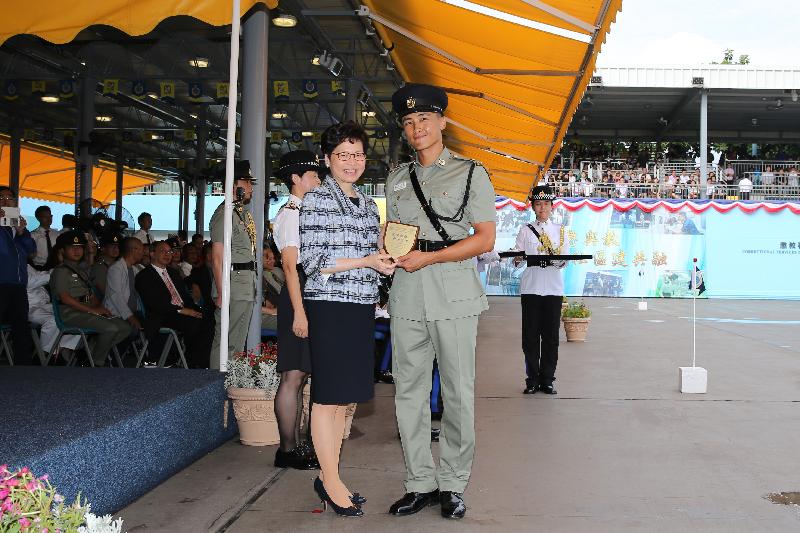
[416,239,462,252]
[232,261,256,271]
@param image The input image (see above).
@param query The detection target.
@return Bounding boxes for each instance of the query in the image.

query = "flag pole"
[692,258,697,368]
[219,0,241,372]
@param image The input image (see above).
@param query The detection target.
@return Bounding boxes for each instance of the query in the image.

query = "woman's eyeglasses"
[331,152,367,162]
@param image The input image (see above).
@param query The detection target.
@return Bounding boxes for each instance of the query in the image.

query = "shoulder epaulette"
[388,161,412,175]
[283,201,299,211]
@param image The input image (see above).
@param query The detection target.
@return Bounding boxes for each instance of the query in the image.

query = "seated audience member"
[135,240,213,368]
[50,231,133,366]
[186,243,214,318]
[166,237,186,279]
[0,185,36,364]
[104,237,145,334]
[90,232,122,297]
[27,255,80,359]
[191,234,205,248]
[177,229,189,248]
[133,212,154,247]
[261,247,284,331]
[133,242,152,275]
[179,243,200,278]
[30,205,61,269]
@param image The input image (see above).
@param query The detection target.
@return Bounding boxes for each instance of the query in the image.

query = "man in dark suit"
[135,240,212,368]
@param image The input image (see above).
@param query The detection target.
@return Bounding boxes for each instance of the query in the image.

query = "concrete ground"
[118,297,800,532]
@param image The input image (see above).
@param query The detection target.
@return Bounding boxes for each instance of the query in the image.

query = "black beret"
[530,185,556,202]
[57,230,88,247]
[99,232,123,246]
[276,150,324,181]
[392,83,448,118]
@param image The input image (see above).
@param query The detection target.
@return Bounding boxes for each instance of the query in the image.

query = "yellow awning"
[362,0,621,201]
[0,137,159,204]
[0,0,277,46]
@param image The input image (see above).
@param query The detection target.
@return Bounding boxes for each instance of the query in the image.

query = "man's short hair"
[34,205,51,219]
[137,212,152,224]
[120,237,143,255]
[0,185,15,197]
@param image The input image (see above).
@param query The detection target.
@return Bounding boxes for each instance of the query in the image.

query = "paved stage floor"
[118,297,800,532]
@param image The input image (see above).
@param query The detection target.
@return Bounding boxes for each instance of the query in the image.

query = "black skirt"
[305,299,375,405]
[276,274,312,373]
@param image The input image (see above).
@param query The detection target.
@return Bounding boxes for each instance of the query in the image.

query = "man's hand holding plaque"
[384,221,420,260]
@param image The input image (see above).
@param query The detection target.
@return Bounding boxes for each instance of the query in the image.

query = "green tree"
[713,49,749,65]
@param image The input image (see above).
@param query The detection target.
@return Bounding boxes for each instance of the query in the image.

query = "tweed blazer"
[299,176,380,304]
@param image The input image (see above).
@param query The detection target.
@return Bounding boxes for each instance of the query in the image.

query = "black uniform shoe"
[440,491,466,519]
[538,383,557,395]
[389,490,440,516]
[274,447,319,470]
[523,384,538,394]
[375,370,395,384]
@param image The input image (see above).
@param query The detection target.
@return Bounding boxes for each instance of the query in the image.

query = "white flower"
[77,512,125,533]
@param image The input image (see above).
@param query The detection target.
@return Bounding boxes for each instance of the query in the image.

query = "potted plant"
[561,295,569,312]
[225,342,281,446]
[0,464,125,532]
[562,301,591,342]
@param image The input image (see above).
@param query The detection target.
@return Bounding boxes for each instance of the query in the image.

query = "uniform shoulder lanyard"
[408,162,476,242]
[526,223,554,254]
[60,263,92,292]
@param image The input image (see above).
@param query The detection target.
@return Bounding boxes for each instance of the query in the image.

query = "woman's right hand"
[364,253,396,276]
[293,312,309,338]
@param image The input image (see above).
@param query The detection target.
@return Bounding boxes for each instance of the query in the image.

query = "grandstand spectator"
[30,205,61,268]
[738,176,753,200]
[1,185,36,364]
[761,166,775,186]
[787,167,799,188]
[27,260,80,360]
[90,233,122,297]
[133,212,153,247]
[191,234,205,247]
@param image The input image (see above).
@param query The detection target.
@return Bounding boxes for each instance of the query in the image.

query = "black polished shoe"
[523,384,538,394]
[440,491,466,519]
[294,441,321,469]
[375,370,395,384]
[274,447,319,470]
[538,383,557,395]
[389,490,440,516]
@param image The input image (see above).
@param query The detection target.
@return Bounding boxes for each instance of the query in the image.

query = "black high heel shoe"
[313,478,363,517]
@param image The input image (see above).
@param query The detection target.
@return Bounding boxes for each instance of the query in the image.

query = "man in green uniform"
[210,160,258,368]
[386,84,496,520]
[89,232,122,297]
[50,230,133,366]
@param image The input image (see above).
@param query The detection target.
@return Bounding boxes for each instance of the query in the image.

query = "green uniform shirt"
[386,147,496,321]
[89,256,114,291]
[210,201,257,302]
[51,260,94,306]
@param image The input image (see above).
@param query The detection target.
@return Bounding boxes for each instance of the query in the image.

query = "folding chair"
[48,298,122,367]
[375,322,392,373]
[135,298,188,369]
[261,328,278,340]
[0,324,13,365]
[30,325,47,366]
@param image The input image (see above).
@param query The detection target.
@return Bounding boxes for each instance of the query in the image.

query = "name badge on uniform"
[393,181,407,192]
[71,274,78,278]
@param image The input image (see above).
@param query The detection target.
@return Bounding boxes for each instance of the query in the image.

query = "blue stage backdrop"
[487,198,800,299]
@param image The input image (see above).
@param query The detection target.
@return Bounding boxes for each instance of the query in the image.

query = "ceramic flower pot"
[299,383,356,440]
[227,387,279,446]
[562,317,591,342]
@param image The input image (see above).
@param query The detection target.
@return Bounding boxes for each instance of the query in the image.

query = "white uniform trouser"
[28,305,80,353]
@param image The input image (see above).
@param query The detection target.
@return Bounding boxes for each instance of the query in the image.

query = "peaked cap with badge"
[529,184,556,202]
[276,150,324,181]
[216,160,256,182]
[99,232,123,246]
[392,83,448,118]
[57,230,88,247]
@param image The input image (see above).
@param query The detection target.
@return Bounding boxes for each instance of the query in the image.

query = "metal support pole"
[115,156,124,220]
[344,79,359,122]
[77,76,96,218]
[182,182,191,236]
[195,107,208,237]
[388,126,401,169]
[217,0,243,372]
[178,180,185,232]
[700,90,708,199]
[9,127,21,196]
[242,6,269,353]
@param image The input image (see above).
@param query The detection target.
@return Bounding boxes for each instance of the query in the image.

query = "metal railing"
[551,182,800,201]
[132,179,385,197]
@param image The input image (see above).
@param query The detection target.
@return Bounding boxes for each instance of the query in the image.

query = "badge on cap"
[73,236,79,244]
[406,97,416,109]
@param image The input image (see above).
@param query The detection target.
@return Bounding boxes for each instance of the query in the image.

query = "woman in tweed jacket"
[299,121,394,515]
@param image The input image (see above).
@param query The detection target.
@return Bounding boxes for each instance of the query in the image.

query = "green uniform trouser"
[210,299,254,368]
[392,315,479,494]
[60,308,132,366]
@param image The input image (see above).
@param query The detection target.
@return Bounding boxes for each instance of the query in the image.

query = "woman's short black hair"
[320,121,368,157]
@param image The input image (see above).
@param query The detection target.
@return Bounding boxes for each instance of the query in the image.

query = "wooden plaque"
[384,221,419,259]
